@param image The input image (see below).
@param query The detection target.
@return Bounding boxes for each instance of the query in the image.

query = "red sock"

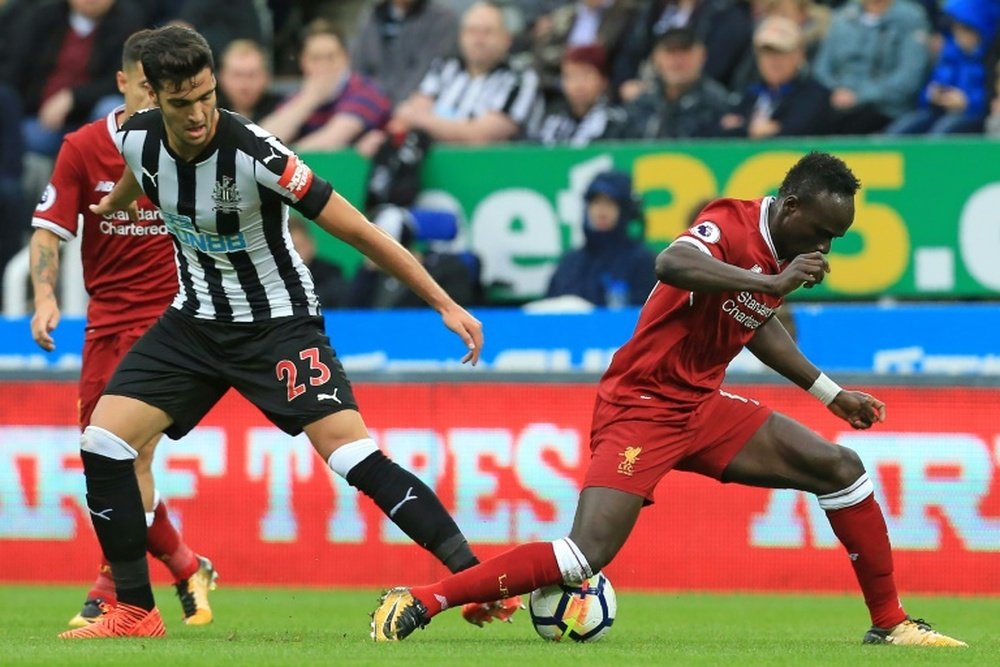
[412,541,562,618]
[146,499,199,582]
[86,558,117,605]
[825,494,907,628]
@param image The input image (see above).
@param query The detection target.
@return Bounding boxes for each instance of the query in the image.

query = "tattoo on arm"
[31,239,60,300]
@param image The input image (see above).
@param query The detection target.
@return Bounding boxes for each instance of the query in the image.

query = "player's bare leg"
[60,396,171,639]
[721,413,966,647]
[371,486,643,640]
[136,436,219,625]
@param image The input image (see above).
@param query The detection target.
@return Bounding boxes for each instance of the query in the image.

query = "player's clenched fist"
[769,251,830,295]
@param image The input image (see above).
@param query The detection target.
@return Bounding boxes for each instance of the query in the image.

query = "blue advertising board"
[1,304,997,376]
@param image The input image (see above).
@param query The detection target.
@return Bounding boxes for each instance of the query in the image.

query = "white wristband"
[808,372,842,406]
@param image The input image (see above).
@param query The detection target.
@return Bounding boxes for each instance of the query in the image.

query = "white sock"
[326,438,379,477]
[817,473,874,511]
[80,425,138,460]
[144,489,160,528]
[550,537,593,585]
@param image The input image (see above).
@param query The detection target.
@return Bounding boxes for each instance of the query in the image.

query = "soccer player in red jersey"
[29,30,217,629]
[371,152,967,647]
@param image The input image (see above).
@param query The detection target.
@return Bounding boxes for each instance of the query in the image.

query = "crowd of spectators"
[2,0,1000,311]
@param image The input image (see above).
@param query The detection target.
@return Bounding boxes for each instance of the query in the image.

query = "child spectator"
[886,0,1000,136]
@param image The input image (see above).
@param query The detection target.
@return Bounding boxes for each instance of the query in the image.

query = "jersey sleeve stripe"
[31,217,75,241]
[672,236,713,255]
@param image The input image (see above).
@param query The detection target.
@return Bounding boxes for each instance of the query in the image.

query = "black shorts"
[104,308,358,439]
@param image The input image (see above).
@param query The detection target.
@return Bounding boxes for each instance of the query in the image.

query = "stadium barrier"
[2,378,998,594]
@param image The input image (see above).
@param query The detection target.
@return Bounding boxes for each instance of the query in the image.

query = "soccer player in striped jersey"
[30,29,217,630]
[59,25,513,639]
[370,153,967,648]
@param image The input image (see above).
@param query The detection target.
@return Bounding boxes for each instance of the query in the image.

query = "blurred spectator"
[125,0,184,26]
[531,44,626,145]
[718,16,831,137]
[216,39,282,123]
[760,0,831,62]
[272,0,370,76]
[348,206,477,309]
[613,0,754,101]
[813,0,930,135]
[379,1,541,145]
[352,0,460,105]
[175,0,269,62]
[0,0,30,69]
[885,0,1000,136]
[986,62,1000,136]
[546,170,655,308]
[0,82,25,276]
[618,28,731,139]
[0,0,144,156]
[260,19,391,150]
[288,215,349,309]
[529,0,640,99]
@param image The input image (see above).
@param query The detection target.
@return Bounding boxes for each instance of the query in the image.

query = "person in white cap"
[718,15,832,138]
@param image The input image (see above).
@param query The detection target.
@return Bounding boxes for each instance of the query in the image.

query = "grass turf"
[1,585,994,666]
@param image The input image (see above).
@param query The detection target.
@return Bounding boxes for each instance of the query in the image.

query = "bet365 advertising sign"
[2,381,998,593]
[308,139,998,300]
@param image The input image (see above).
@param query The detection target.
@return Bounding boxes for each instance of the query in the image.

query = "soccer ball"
[528,572,616,642]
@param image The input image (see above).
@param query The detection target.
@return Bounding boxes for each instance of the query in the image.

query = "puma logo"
[389,487,418,517]
[317,389,341,403]
[141,167,158,187]
[262,146,282,165]
[89,507,114,521]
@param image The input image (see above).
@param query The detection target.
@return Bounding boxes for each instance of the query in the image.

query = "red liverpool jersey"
[32,108,176,338]
[598,197,785,410]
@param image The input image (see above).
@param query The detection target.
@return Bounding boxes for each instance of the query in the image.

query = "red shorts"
[79,326,149,428]
[583,389,773,503]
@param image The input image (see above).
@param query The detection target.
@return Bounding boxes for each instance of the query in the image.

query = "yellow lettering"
[828,153,909,294]
[633,154,717,242]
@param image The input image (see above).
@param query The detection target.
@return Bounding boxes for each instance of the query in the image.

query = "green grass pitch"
[2,585,995,666]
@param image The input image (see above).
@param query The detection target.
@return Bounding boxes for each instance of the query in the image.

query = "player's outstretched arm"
[29,229,63,352]
[312,191,484,365]
[88,166,143,222]
[747,317,885,430]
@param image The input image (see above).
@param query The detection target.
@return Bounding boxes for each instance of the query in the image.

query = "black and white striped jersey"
[115,108,333,322]
[418,56,540,131]
[532,100,625,147]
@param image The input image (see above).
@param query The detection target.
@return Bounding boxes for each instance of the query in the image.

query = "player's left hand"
[828,390,885,430]
[441,305,484,365]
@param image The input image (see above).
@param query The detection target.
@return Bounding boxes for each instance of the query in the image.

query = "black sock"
[81,450,154,609]
[346,451,478,573]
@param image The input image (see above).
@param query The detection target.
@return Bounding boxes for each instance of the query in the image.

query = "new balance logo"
[434,594,449,611]
[94,180,115,192]
[317,389,341,403]
[89,507,114,521]
[389,487,418,517]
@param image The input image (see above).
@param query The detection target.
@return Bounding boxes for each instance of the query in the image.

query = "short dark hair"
[778,151,861,204]
[140,25,215,93]
[122,29,153,70]
[655,27,701,52]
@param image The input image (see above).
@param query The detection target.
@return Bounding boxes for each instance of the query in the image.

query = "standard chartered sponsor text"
[99,211,169,236]
[721,291,774,330]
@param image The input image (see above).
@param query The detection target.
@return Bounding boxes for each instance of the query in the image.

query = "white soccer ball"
[528,572,616,642]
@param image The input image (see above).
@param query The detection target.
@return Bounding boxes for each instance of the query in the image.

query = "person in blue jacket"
[886,0,1000,135]
[546,170,656,308]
